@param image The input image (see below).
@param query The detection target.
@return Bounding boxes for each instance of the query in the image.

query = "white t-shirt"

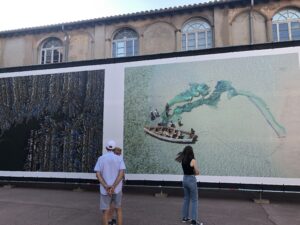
[94,151,126,195]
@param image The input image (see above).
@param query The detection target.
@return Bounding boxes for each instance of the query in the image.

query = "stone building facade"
[0,0,299,68]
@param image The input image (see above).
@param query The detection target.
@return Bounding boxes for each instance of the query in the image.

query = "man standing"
[94,140,126,225]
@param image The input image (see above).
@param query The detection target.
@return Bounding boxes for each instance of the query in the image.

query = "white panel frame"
[0,46,300,186]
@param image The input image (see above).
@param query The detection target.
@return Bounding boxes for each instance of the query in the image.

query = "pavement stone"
[0,186,299,225]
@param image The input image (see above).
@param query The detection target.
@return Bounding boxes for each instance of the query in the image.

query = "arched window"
[272,9,300,42]
[181,19,212,51]
[40,37,64,64]
[112,28,139,57]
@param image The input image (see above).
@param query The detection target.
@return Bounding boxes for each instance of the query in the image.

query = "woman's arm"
[190,159,200,175]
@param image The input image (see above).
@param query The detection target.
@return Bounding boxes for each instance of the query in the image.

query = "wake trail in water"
[159,80,285,138]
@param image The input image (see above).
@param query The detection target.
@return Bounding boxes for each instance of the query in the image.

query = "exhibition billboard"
[0,70,105,173]
[0,45,300,186]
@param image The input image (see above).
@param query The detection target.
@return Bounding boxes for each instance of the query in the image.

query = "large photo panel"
[124,52,300,178]
[0,70,105,173]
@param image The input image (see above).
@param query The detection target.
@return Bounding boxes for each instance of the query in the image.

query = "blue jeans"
[182,175,198,221]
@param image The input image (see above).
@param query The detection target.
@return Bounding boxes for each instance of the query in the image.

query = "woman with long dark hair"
[175,145,201,225]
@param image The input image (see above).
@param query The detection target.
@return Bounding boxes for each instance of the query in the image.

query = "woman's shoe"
[190,220,203,225]
[182,217,191,223]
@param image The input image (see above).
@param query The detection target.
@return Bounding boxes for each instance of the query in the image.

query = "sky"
[0,0,209,31]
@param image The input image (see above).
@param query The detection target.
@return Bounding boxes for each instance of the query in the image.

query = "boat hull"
[143,126,198,144]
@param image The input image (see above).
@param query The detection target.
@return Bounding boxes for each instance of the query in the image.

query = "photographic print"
[0,70,105,172]
[124,53,300,178]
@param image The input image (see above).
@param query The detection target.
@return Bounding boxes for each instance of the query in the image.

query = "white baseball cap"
[106,140,116,150]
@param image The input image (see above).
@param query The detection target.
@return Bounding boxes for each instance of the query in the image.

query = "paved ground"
[0,185,300,225]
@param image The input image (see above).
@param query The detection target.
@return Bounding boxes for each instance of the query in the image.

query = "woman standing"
[175,145,202,225]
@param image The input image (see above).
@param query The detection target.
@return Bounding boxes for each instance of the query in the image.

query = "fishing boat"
[144,126,198,144]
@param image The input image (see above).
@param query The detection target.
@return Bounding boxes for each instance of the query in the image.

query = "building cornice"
[0,0,276,38]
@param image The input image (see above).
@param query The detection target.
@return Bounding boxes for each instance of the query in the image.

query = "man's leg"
[113,192,123,225]
[100,194,111,225]
[102,209,110,225]
[108,203,116,224]
[116,207,122,225]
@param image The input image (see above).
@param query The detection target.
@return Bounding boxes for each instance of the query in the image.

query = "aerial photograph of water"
[124,53,300,178]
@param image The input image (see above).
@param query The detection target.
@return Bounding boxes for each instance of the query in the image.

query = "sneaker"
[182,218,191,223]
[190,220,203,225]
[108,219,117,225]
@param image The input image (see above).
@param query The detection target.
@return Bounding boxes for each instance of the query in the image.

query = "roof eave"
[0,0,273,38]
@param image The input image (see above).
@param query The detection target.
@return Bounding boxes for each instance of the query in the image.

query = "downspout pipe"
[249,0,254,44]
[62,25,69,62]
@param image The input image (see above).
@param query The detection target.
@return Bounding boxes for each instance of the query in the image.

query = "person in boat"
[154,109,160,117]
[170,121,176,128]
[172,130,178,138]
[165,103,171,117]
[178,119,183,127]
[166,110,170,118]
[165,103,170,112]
[189,128,195,138]
[178,131,184,139]
[163,130,171,137]
[150,111,156,121]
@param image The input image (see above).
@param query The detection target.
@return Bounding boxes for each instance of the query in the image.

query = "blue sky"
[0,0,208,31]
